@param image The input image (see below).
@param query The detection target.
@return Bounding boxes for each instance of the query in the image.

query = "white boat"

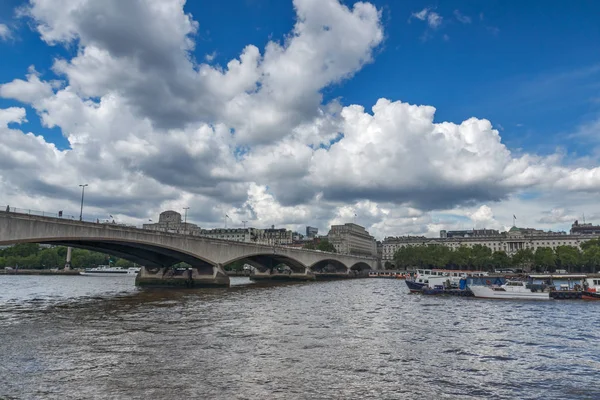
[469,280,550,300]
[80,265,140,277]
[412,268,488,288]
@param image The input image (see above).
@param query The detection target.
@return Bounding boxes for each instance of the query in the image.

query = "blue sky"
[2,0,600,155]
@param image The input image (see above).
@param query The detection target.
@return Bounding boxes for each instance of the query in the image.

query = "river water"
[0,275,599,400]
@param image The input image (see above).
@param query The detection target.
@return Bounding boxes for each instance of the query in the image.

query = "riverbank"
[1,269,81,275]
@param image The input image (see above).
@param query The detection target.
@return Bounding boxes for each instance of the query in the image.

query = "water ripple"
[1,276,599,399]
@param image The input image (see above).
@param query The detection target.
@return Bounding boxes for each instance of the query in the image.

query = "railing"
[1,206,78,220]
[0,206,377,260]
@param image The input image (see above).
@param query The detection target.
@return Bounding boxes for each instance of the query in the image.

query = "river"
[0,275,599,399]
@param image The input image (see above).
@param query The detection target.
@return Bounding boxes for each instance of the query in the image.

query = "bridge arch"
[9,237,217,271]
[309,259,349,273]
[223,253,307,273]
[350,261,372,271]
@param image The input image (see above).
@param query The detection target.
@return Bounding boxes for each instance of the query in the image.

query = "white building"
[382,226,598,265]
[198,228,260,243]
[256,228,294,245]
[327,223,377,257]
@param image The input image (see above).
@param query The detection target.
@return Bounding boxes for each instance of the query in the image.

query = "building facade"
[197,228,261,243]
[327,223,377,257]
[257,228,294,245]
[306,226,319,238]
[571,220,600,235]
[382,226,597,265]
[143,211,200,234]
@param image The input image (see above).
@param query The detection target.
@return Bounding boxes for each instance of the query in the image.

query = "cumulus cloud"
[0,0,599,240]
[538,208,578,224]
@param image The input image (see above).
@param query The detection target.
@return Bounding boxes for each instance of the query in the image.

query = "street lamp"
[242,220,248,229]
[183,207,190,234]
[79,184,88,221]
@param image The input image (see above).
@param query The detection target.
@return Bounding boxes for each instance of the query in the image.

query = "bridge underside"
[310,259,348,273]
[46,240,214,271]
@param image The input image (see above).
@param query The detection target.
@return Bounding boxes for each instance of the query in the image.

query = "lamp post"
[183,207,190,234]
[79,184,88,221]
[242,220,248,229]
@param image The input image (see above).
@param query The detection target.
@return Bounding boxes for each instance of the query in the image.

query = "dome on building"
[509,226,521,232]
[159,210,182,224]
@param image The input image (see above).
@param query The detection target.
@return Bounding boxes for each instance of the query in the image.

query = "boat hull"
[405,280,427,293]
[582,291,600,300]
[469,285,550,300]
[80,272,138,277]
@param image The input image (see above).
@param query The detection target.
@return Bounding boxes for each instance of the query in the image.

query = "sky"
[0,0,599,239]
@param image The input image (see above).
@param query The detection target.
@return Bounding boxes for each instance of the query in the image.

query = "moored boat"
[469,280,550,300]
[582,291,600,300]
[405,280,427,293]
[80,265,140,277]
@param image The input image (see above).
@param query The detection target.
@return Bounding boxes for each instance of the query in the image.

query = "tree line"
[303,239,336,253]
[0,243,135,269]
[391,239,600,273]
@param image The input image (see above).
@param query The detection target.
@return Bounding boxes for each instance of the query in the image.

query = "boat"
[469,280,550,300]
[405,280,428,293]
[405,268,488,292]
[582,291,600,300]
[80,265,140,277]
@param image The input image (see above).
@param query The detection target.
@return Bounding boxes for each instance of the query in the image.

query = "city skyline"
[1,0,600,240]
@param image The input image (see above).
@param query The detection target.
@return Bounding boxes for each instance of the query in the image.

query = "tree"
[316,240,336,253]
[581,238,600,251]
[471,245,493,270]
[491,251,511,270]
[534,247,556,272]
[448,246,471,269]
[583,245,600,273]
[555,245,581,273]
[115,258,135,268]
[512,249,534,271]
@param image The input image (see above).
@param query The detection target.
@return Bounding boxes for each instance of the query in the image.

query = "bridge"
[0,210,378,287]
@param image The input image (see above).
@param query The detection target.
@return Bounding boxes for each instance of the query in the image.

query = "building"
[440,229,500,238]
[382,226,596,266]
[326,223,377,257]
[306,226,319,238]
[571,220,600,235]
[198,228,261,243]
[257,227,294,245]
[143,211,200,234]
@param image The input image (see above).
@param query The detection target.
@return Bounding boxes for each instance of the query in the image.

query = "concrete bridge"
[0,211,378,287]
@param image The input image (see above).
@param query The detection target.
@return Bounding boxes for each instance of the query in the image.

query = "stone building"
[198,228,260,243]
[326,223,377,257]
[143,211,200,234]
[382,226,597,265]
[256,228,294,245]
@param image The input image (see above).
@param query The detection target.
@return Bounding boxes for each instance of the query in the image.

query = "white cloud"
[453,10,471,24]
[0,23,10,40]
[0,107,27,127]
[205,51,217,62]
[427,12,442,29]
[411,8,429,21]
[0,0,599,242]
[0,67,54,104]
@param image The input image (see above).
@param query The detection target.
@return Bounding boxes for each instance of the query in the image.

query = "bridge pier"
[249,267,316,282]
[135,264,230,288]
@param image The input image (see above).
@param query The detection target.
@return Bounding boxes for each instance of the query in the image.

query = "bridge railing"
[1,206,78,220]
[0,206,377,261]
